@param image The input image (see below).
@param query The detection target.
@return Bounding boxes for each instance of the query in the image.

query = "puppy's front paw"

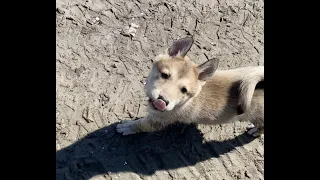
[116,120,137,136]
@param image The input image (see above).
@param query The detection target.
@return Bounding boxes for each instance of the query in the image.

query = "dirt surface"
[56,0,264,179]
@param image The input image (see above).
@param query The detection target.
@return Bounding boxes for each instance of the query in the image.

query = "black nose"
[158,95,169,106]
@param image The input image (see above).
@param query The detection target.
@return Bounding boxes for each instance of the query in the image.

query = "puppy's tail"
[238,66,264,114]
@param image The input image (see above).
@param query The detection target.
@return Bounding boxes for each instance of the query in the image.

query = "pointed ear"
[168,36,194,57]
[197,58,219,81]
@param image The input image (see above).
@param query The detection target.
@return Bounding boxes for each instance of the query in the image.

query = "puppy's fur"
[117,37,264,137]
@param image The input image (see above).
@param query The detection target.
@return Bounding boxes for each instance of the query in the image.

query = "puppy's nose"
[158,95,169,106]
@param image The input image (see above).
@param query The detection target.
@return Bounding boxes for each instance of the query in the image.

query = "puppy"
[117,37,264,137]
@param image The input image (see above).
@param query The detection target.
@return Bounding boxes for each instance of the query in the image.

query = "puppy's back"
[188,67,264,125]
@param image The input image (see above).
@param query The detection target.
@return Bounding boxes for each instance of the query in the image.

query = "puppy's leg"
[116,117,165,136]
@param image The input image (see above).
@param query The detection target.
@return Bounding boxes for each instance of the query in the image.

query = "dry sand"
[56,0,264,179]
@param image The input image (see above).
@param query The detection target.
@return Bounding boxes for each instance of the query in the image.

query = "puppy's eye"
[161,73,169,79]
[181,87,187,94]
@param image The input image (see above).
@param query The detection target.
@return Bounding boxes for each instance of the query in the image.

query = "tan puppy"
[117,37,264,137]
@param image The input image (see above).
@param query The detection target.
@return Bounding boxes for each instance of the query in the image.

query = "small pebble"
[245,170,252,178]
[56,8,65,14]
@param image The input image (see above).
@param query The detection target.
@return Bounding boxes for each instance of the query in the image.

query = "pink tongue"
[153,99,166,111]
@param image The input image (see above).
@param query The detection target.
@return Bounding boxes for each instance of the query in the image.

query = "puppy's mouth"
[148,98,167,112]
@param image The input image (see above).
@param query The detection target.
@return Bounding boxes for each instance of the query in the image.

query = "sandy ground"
[56,0,264,179]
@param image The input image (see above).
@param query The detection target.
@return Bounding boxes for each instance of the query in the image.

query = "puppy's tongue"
[153,99,166,111]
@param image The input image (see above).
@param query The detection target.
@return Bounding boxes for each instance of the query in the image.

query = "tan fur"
[238,67,264,113]
[117,37,264,137]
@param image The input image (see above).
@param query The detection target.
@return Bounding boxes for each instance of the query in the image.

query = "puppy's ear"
[197,58,219,81]
[168,36,194,57]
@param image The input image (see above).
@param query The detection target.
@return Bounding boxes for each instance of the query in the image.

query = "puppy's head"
[146,36,219,112]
